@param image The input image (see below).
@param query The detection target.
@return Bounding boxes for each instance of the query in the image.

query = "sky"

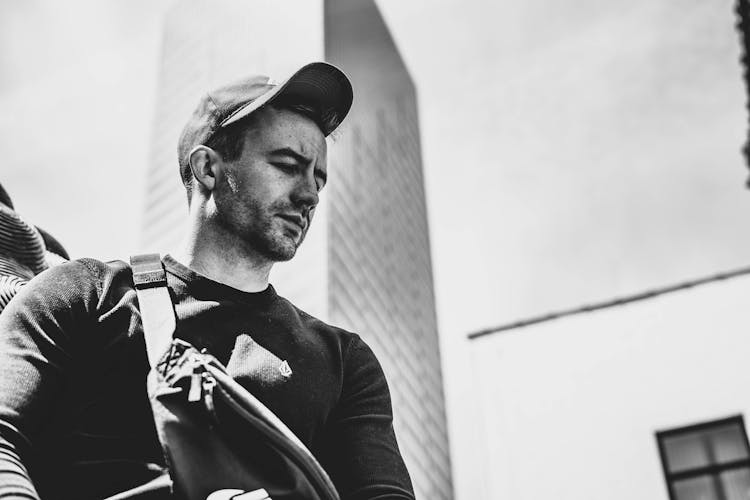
[350,1,750,494]
[2,0,748,332]
[1,1,750,497]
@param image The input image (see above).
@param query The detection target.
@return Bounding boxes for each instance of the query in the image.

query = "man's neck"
[173,226,273,293]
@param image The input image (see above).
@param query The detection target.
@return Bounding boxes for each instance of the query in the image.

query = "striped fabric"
[0,205,47,276]
[0,274,27,312]
[0,204,49,313]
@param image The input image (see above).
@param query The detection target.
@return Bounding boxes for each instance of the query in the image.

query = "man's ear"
[188,145,222,192]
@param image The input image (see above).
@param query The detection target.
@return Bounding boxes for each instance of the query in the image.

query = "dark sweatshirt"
[0,255,413,500]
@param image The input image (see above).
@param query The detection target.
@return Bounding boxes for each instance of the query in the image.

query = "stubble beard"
[254,218,305,262]
[222,203,308,263]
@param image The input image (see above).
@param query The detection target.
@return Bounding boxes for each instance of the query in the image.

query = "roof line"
[467,265,750,340]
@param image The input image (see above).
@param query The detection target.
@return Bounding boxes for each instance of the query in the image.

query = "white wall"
[468,274,750,500]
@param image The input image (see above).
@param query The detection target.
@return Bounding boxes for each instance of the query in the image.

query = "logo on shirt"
[278,360,293,378]
[227,334,292,388]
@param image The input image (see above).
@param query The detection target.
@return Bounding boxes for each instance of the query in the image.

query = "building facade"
[322,1,453,497]
[142,1,452,498]
[467,270,750,500]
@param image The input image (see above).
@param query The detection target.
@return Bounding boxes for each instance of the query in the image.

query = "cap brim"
[220,62,353,136]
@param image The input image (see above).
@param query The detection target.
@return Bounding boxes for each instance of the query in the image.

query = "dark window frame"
[656,415,750,500]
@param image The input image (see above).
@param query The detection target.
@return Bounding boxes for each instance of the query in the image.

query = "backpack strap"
[130,254,176,368]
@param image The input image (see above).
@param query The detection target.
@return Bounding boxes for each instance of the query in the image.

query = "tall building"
[142,1,452,498]
[323,1,453,498]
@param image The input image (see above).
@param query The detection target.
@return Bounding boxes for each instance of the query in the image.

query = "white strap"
[130,254,176,368]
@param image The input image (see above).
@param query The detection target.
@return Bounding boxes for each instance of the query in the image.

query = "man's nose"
[291,172,319,211]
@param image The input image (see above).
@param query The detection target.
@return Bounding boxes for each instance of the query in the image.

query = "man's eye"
[272,162,297,171]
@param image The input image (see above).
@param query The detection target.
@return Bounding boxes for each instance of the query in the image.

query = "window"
[657,416,750,500]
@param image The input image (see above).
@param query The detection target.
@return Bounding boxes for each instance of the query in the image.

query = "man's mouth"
[277,213,306,232]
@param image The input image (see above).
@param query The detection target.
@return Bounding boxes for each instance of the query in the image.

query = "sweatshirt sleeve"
[0,261,100,499]
[322,334,415,500]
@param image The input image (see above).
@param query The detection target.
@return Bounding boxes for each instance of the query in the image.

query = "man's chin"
[249,227,306,262]
[271,248,297,262]
[264,237,302,262]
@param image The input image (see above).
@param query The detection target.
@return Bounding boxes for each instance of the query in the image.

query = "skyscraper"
[323,1,453,498]
[143,1,452,497]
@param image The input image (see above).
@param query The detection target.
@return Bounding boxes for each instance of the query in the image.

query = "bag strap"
[130,254,176,368]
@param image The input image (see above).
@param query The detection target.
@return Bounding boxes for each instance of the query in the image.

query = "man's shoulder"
[52,257,133,289]
[0,257,140,348]
[13,257,135,309]
[71,256,131,277]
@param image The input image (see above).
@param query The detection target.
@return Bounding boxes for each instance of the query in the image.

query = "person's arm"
[321,335,415,500]
[0,261,98,499]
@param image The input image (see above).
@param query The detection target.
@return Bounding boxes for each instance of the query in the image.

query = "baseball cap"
[178,61,353,170]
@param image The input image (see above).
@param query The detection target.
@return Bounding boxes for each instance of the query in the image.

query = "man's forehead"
[249,107,328,157]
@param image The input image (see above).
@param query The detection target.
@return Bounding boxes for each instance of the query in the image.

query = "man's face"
[212,106,328,262]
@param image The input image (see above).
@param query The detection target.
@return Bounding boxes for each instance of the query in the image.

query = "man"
[0,62,414,499]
